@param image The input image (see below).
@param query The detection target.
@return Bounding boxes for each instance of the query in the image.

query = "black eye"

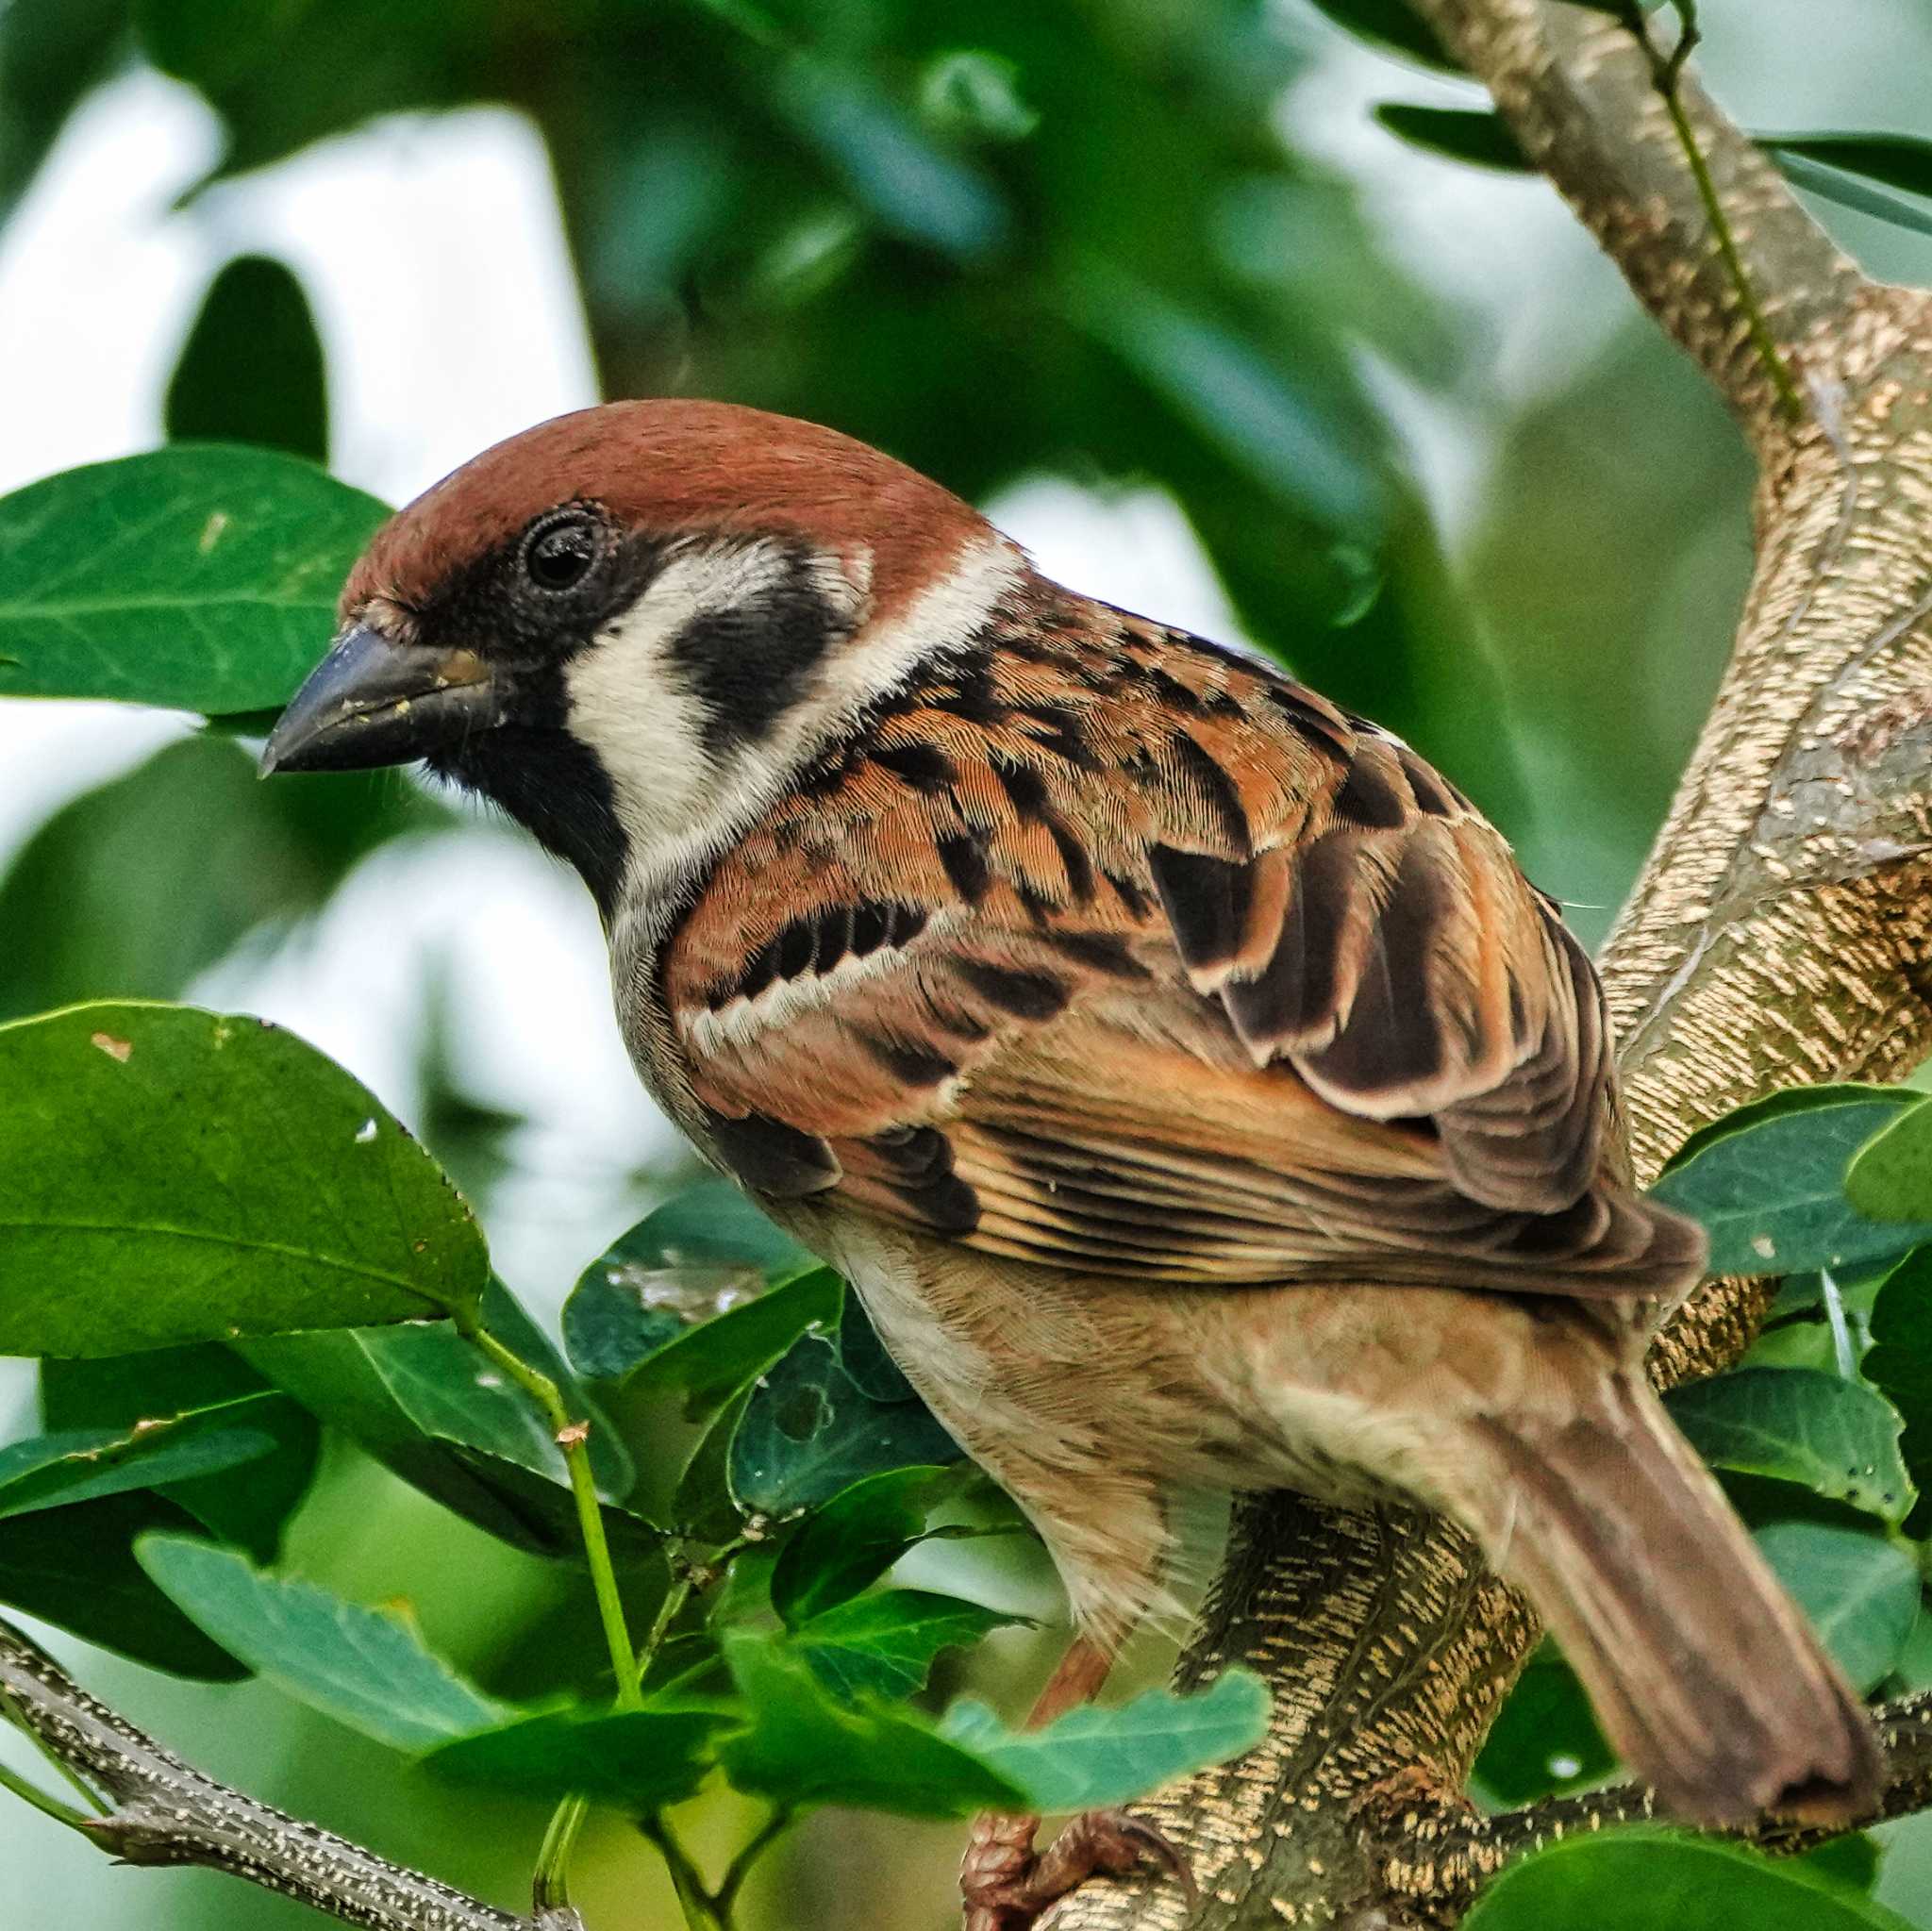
[521,511,601,594]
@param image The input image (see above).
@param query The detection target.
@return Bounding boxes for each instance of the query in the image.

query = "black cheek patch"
[669,549,852,753]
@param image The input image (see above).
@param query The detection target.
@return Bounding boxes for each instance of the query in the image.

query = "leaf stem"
[1626,0,1802,420]
[713,1804,796,1920]
[0,1682,105,1816]
[639,1811,724,1931]
[0,1753,92,1833]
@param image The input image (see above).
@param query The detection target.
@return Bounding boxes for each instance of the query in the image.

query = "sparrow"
[262,400,1880,1922]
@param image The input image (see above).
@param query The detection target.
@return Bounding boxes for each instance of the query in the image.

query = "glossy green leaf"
[772,1464,957,1626]
[1757,1522,1920,1695]
[1373,104,1530,172]
[0,446,388,712]
[1863,1248,1932,1537]
[730,1300,959,1518]
[1847,1096,1932,1223]
[0,1408,275,1520]
[1665,1368,1914,1524]
[1303,0,1461,71]
[166,254,328,461]
[1461,1829,1916,1930]
[1648,1089,1931,1276]
[938,1671,1272,1814]
[39,1343,321,1559]
[425,1703,729,1810]
[561,1181,811,1382]
[138,1534,512,1749]
[791,1588,1020,1701]
[243,1277,651,1563]
[1473,1644,1613,1805]
[621,1265,841,1418]
[718,1631,1024,1816]
[0,1002,487,1357]
[0,735,447,1026]
[0,1492,247,1679]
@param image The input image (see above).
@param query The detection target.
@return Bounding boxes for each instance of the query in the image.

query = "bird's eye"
[521,512,601,594]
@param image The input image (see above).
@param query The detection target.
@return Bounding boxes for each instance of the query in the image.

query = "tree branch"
[1048,3,1932,1925]
[0,1617,582,1931]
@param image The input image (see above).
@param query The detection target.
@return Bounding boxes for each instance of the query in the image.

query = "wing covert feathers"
[663,588,1702,1302]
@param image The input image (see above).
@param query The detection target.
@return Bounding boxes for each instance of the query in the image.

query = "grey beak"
[260,625,505,775]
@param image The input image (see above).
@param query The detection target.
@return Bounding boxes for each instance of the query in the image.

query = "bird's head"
[262,400,1024,912]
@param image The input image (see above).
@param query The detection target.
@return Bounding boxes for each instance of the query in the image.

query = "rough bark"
[1046,5,1932,1927]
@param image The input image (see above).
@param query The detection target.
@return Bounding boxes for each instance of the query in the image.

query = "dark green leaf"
[40,1343,320,1559]
[425,1703,728,1810]
[1474,1644,1614,1805]
[1775,151,1932,241]
[0,735,446,1025]
[0,1002,487,1357]
[1761,134,1932,243]
[1864,1248,1932,1537]
[1665,1368,1914,1525]
[1302,0,1462,72]
[731,1301,960,1518]
[623,1265,842,1420]
[1847,1096,1932,1223]
[0,1409,275,1519]
[0,0,125,225]
[1660,1085,1907,1174]
[137,1534,511,1749]
[0,446,389,712]
[772,1464,957,1626]
[1648,1089,1932,1276]
[0,1492,246,1679]
[791,1588,1020,1701]
[165,254,328,461]
[1460,1829,1916,1930]
[561,1181,810,1382]
[718,1630,1024,1816]
[938,1671,1272,1813]
[1373,103,1531,173]
[1757,1522,1919,1695]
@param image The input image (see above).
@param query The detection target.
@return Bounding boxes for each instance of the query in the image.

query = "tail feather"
[1473,1371,1881,1826]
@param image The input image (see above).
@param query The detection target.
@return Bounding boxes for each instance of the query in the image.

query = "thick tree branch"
[0,1618,581,1931]
[1049,4,1932,1926]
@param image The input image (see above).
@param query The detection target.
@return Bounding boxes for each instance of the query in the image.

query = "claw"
[961,1808,1194,1930]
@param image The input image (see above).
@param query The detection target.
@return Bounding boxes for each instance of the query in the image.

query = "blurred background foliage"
[5,0,1932,1925]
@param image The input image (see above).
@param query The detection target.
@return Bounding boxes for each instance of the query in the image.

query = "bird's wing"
[662,605,1685,1296]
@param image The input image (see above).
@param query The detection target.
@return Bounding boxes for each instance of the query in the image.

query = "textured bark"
[1047,5,1932,1927]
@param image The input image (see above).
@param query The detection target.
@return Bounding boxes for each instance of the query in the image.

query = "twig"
[0,1615,584,1931]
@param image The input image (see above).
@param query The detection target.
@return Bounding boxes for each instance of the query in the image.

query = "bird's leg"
[959,1635,1195,1931]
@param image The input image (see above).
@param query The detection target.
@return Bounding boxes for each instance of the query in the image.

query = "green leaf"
[772,1464,957,1625]
[623,1265,842,1420]
[0,0,125,225]
[0,735,447,1025]
[1461,1829,1917,1930]
[0,446,389,712]
[1303,0,1462,71]
[718,1630,1025,1817]
[1764,138,1932,242]
[1373,104,1531,173]
[938,1672,1272,1814]
[730,1299,960,1518]
[137,1534,512,1750]
[1648,1088,1932,1276]
[561,1181,811,1382]
[791,1588,1020,1701]
[1474,1644,1614,1805]
[0,1492,248,1679]
[40,1343,321,1560]
[1847,1096,1932,1223]
[0,1002,487,1357]
[424,1703,728,1810]
[166,254,328,462]
[1864,1249,1932,1537]
[1757,1522,1920,1695]
[243,1278,653,1563]
[1664,1368,1915,1525]
[0,1408,275,1520]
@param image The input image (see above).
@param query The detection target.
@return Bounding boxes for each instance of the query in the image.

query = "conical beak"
[259,625,504,775]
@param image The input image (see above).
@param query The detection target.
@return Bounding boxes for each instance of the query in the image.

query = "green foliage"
[1757,1522,1920,1695]
[0,1002,487,1356]
[166,255,330,462]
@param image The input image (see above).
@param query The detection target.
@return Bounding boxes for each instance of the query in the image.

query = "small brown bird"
[265,401,1879,1921]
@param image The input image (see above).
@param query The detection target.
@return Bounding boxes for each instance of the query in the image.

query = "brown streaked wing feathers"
[663,603,1699,1301]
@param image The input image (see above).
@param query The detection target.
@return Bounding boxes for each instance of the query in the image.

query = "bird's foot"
[961,1808,1195,1931]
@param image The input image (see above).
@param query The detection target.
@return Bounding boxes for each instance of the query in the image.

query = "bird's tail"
[1467,1367,1880,1826]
